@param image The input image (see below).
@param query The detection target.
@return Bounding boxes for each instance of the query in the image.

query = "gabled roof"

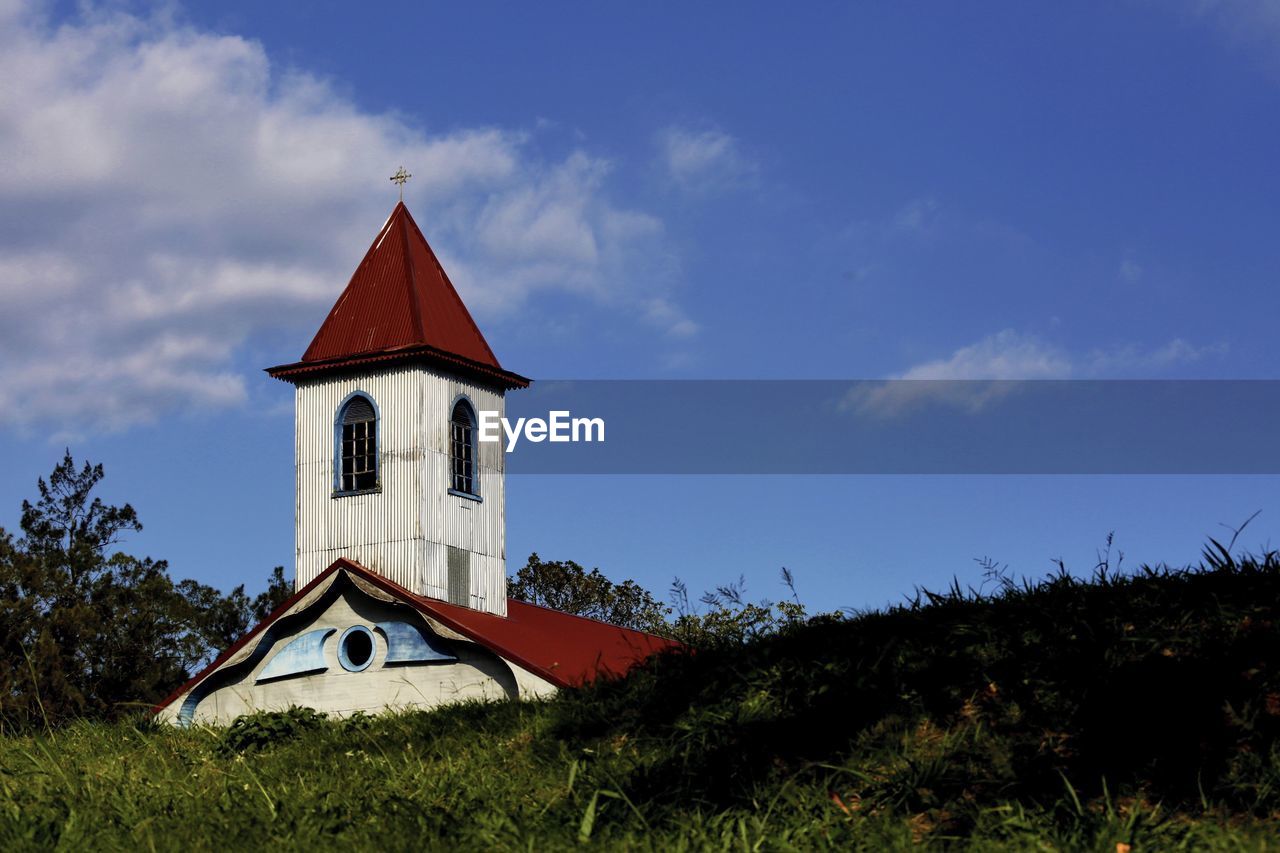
[154,559,681,714]
[267,203,529,389]
[426,582,682,689]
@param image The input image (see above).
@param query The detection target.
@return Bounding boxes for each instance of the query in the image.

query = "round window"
[338,625,375,672]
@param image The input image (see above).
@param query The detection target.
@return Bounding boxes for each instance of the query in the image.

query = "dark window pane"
[338,396,378,493]
[449,401,476,495]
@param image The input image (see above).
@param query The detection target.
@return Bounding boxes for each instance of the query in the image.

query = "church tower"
[267,201,529,616]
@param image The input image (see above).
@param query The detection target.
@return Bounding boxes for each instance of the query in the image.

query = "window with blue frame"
[338,395,377,493]
[450,399,476,496]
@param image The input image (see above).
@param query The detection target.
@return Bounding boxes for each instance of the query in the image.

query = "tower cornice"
[265,343,531,389]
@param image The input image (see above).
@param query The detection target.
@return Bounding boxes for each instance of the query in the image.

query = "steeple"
[265,198,528,614]
[268,202,528,389]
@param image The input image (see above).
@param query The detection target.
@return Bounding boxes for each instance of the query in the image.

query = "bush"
[217,706,328,755]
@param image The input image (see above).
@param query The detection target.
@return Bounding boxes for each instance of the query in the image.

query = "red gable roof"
[349,559,679,686]
[154,559,681,714]
[420,584,682,689]
[268,203,529,388]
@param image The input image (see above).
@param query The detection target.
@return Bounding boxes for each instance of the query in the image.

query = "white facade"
[156,570,556,726]
[293,364,508,615]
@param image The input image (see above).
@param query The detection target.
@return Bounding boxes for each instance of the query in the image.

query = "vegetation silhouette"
[5,455,1280,845]
[0,453,290,727]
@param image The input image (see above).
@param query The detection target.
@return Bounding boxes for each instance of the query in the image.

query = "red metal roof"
[415,579,682,688]
[154,559,680,713]
[268,202,528,388]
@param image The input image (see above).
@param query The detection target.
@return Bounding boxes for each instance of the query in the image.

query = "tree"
[507,555,842,646]
[178,565,292,651]
[508,553,670,634]
[0,452,288,727]
[665,570,832,648]
[249,565,294,621]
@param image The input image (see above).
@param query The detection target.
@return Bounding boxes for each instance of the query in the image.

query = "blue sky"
[2,1,1279,612]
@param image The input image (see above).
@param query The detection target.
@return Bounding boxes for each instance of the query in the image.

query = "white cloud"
[1162,0,1280,77]
[892,198,941,233]
[897,330,1073,382]
[1119,255,1143,282]
[0,2,689,433]
[451,151,671,314]
[1086,338,1229,373]
[641,297,700,338]
[847,329,1226,416]
[655,126,756,192]
[847,330,1071,415]
[1177,0,1280,42]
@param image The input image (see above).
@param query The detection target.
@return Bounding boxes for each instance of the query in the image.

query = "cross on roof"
[389,166,412,201]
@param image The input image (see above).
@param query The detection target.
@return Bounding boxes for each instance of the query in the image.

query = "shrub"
[217,706,327,755]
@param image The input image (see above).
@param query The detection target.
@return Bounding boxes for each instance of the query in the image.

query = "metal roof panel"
[297,202,504,370]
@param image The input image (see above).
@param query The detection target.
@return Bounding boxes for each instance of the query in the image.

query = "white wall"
[157,583,556,725]
[293,364,508,614]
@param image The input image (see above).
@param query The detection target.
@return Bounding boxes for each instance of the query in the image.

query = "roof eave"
[265,346,532,390]
[150,559,353,714]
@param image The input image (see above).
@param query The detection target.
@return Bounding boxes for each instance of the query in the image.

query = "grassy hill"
[4,550,1280,850]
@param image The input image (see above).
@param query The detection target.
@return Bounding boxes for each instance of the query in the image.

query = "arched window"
[450,399,476,496]
[338,394,378,493]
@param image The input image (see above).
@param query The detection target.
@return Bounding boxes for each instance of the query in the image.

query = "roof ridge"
[397,203,427,343]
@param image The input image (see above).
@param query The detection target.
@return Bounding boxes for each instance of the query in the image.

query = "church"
[155,190,677,725]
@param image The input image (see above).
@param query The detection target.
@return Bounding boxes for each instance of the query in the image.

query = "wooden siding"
[294,365,508,615]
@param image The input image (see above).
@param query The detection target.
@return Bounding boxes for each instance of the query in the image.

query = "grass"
[4,550,1280,849]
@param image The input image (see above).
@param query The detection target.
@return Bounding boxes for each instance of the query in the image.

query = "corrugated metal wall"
[294,365,508,616]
